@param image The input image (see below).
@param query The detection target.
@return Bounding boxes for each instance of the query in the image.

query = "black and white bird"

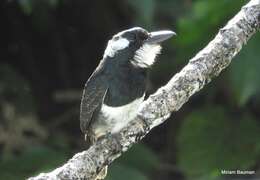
[80,27,175,179]
[80,27,175,144]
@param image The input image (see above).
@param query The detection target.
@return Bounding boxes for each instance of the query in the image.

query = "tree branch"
[28,0,260,179]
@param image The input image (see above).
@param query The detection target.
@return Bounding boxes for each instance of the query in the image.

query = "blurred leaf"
[0,64,35,113]
[18,0,33,15]
[106,164,148,180]
[117,143,160,173]
[0,146,68,179]
[176,0,245,61]
[126,0,155,26]
[177,106,260,179]
[48,0,59,8]
[105,144,159,180]
[229,34,260,106]
[18,0,59,15]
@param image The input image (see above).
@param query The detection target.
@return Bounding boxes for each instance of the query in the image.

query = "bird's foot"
[95,166,108,180]
[133,116,150,141]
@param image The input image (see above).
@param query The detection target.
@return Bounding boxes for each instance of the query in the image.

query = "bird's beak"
[145,30,176,44]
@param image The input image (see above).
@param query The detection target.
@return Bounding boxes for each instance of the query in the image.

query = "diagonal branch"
[28,0,260,179]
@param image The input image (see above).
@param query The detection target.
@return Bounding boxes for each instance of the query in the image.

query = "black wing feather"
[80,63,108,134]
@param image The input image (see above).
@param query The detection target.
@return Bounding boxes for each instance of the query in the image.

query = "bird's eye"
[114,36,119,41]
[135,32,148,41]
[139,33,148,41]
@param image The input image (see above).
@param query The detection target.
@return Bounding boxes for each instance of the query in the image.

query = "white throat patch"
[131,44,162,68]
[104,38,130,58]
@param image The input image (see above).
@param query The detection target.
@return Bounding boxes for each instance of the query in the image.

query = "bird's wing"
[80,65,108,135]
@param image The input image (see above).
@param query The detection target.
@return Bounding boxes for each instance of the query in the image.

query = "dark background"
[0,0,260,179]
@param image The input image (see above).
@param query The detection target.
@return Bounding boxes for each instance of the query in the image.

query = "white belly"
[93,96,144,135]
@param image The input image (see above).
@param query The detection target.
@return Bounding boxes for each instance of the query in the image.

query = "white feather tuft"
[104,38,130,58]
[131,44,162,68]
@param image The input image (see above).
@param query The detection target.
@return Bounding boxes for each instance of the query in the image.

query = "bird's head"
[103,27,176,68]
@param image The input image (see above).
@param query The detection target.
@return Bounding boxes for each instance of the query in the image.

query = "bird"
[80,27,175,179]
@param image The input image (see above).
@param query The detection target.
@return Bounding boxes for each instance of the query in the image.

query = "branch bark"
[29,0,260,179]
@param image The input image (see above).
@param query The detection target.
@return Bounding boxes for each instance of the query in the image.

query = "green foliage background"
[0,0,259,180]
